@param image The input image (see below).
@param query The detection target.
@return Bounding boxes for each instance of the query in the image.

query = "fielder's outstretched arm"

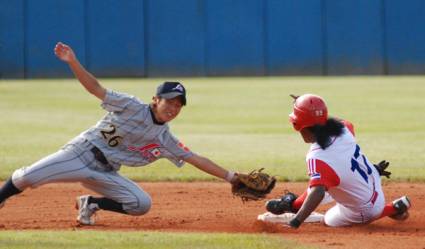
[185,154,236,183]
[54,42,106,101]
[290,185,326,228]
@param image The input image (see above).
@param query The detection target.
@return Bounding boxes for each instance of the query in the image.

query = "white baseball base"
[257,211,324,224]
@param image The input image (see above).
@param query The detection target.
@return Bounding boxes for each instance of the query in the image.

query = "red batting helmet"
[289,94,328,131]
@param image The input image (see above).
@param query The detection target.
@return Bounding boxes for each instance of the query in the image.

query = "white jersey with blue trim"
[64,89,193,170]
[306,126,382,210]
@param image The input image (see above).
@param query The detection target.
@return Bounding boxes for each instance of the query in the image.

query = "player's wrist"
[288,218,301,229]
[67,58,79,67]
[225,171,236,183]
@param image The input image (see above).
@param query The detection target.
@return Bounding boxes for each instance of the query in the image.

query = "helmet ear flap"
[289,112,300,131]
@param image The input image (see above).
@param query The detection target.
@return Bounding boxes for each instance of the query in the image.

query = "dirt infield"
[0,181,423,249]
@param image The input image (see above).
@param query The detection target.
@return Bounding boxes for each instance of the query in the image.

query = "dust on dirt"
[0,182,423,249]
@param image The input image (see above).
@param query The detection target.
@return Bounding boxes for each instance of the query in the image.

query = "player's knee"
[11,167,31,191]
[323,212,350,227]
[125,193,152,216]
[323,215,337,227]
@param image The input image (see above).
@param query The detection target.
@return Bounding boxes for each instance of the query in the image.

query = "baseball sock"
[379,203,397,218]
[88,196,126,214]
[292,190,308,211]
[0,178,22,203]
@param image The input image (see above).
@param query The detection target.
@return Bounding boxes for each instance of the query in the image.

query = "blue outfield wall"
[266,0,324,75]
[0,0,424,78]
[26,0,86,78]
[146,0,205,77]
[325,0,385,75]
[385,0,425,74]
[87,0,145,77]
[0,0,25,78]
[205,0,265,76]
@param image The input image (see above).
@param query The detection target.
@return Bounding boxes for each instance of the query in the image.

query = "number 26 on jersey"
[100,124,123,147]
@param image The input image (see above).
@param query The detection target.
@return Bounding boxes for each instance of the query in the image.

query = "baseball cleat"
[76,195,98,225]
[266,199,288,215]
[265,192,298,215]
[390,196,411,221]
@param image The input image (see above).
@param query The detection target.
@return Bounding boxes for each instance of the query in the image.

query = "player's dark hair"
[308,117,345,150]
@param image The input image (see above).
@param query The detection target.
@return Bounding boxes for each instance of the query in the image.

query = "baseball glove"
[231,168,276,202]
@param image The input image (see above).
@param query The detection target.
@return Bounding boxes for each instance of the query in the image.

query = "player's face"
[300,128,315,143]
[153,96,183,123]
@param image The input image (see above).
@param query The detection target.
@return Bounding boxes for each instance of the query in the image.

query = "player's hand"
[54,42,77,63]
[283,218,301,229]
[374,160,391,178]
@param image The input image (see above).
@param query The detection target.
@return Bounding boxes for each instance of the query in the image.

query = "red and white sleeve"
[307,158,340,190]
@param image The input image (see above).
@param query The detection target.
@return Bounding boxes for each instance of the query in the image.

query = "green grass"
[0,76,424,181]
[0,231,314,249]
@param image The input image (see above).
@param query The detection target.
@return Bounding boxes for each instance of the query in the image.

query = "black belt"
[90,146,109,165]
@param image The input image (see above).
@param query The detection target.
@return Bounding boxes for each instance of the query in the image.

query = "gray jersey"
[11,89,191,215]
[65,89,193,170]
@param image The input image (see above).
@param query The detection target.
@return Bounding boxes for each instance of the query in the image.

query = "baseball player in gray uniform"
[0,42,238,225]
